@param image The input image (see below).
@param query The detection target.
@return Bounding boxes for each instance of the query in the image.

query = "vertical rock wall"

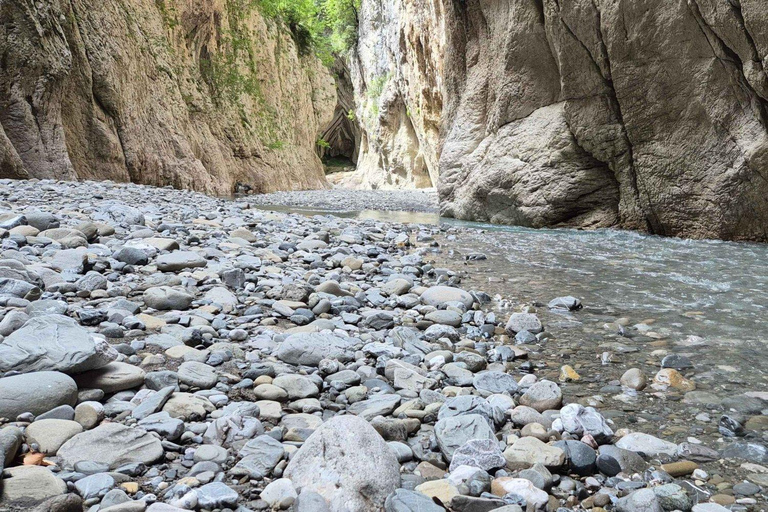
[353,0,768,241]
[346,0,445,189]
[0,0,337,195]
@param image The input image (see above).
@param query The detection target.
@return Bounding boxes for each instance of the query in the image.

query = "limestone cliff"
[353,0,768,241]
[0,0,337,195]
[345,0,444,190]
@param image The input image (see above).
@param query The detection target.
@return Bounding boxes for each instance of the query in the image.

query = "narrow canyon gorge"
[1,2,768,512]
[2,0,768,240]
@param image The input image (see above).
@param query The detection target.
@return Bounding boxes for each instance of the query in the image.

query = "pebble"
[0,180,753,512]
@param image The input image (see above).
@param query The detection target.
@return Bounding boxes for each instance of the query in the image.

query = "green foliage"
[346,108,356,121]
[267,140,285,149]
[316,137,331,149]
[254,0,361,63]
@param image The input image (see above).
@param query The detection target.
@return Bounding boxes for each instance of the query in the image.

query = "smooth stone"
[1,465,67,502]
[142,287,194,311]
[156,251,206,272]
[260,478,297,509]
[420,286,474,308]
[177,362,217,389]
[503,437,565,468]
[0,371,78,419]
[384,488,444,512]
[518,380,562,412]
[25,419,83,455]
[285,415,400,512]
[57,423,164,469]
[616,432,678,457]
[275,332,356,366]
[74,362,146,394]
[505,313,543,334]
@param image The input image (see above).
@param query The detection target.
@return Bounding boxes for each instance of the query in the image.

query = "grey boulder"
[285,415,400,512]
[0,371,78,419]
[57,423,164,469]
[276,332,356,366]
[0,315,117,375]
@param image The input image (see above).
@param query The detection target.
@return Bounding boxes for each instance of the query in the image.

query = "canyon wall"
[0,0,336,195]
[354,0,768,241]
[346,0,444,189]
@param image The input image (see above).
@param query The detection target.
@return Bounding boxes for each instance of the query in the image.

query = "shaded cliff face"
[0,0,336,195]
[355,0,768,241]
[346,0,444,189]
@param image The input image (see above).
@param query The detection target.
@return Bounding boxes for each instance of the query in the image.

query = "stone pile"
[0,179,763,512]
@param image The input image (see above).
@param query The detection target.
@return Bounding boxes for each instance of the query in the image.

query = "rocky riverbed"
[247,188,438,214]
[0,179,764,512]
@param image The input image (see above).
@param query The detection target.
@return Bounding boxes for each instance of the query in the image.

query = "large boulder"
[57,423,164,469]
[285,415,400,512]
[0,371,78,419]
[276,332,356,366]
[0,315,116,375]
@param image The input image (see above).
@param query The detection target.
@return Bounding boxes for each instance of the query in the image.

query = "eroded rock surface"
[0,0,336,195]
[352,0,768,241]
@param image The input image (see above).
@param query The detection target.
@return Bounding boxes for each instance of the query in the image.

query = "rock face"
[351,0,768,241]
[346,0,444,190]
[0,0,336,195]
[284,415,400,512]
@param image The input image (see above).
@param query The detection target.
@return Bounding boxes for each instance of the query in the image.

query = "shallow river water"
[253,204,768,449]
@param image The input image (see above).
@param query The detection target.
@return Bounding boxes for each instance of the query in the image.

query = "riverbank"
[0,179,764,511]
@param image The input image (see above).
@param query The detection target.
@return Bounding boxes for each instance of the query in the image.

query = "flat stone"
[473,371,518,395]
[57,423,164,469]
[660,460,698,477]
[74,362,146,393]
[276,332,356,366]
[0,315,116,374]
[348,394,402,421]
[143,287,194,311]
[503,437,565,468]
[420,286,474,308]
[195,482,239,509]
[156,251,207,272]
[385,488,444,512]
[0,465,67,503]
[491,478,548,509]
[177,362,218,389]
[232,435,285,478]
[616,432,678,457]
